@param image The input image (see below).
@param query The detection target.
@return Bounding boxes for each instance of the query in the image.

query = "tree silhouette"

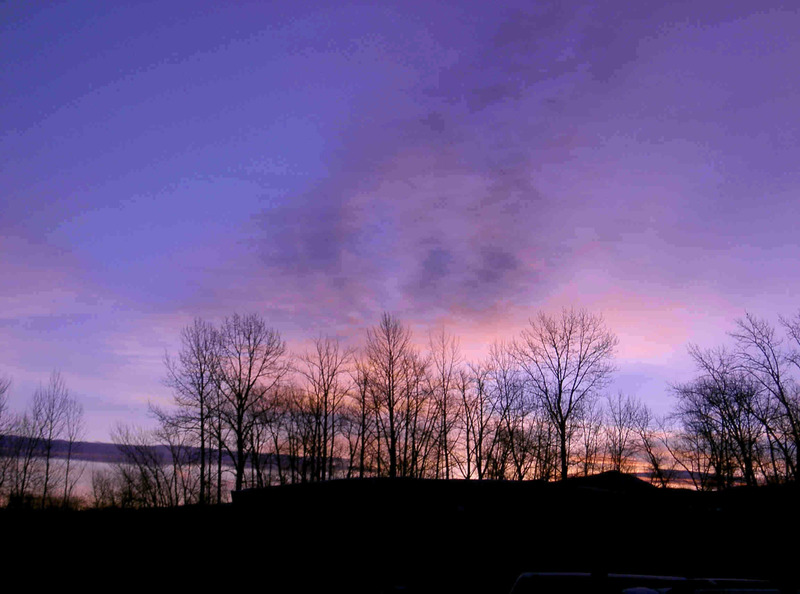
[295,336,353,482]
[163,317,220,504]
[216,313,288,491]
[730,313,800,481]
[515,308,618,480]
[363,313,416,478]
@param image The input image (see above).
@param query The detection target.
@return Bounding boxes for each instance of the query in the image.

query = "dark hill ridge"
[560,469,659,492]
[231,470,657,514]
[231,470,797,523]
[4,474,798,594]
[228,473,798,591]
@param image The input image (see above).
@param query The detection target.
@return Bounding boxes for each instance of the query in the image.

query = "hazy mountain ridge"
[0,435,321,469]
[0,436,202,464]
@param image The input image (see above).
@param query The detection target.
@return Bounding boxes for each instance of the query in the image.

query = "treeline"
[2,308,799,509]
[91,308,800,507]
[92,309,618,507]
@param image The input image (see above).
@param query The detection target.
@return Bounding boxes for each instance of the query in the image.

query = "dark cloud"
[475,247,519,286]
[419,111,447,134]
[419,247,454,286]
[247,2,656,320]
[259,194,349,275]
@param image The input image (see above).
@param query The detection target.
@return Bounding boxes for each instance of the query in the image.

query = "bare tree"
[34,371,72,506]
[456,362,498,480]
[207,379,230,502]
[604,393,642,473]
[4,410,43,504]
[671,346,766,488]
[216,313,288,491]
[91,467,124,508]
[634,404,675,488]
[0,374,9,422]
[427,329,462,479]
[106,421,210,507]
[515,308,618,480]
[61,395,85,507]
[110,423,175,507]
[730,313,800,480]
[260,383,296,485]
[0,375,12,499]
[281,384,315,483]
[399,350,436,478]
[295,336,353,482]
[575,396,604,476]
[0,372,84,507]
[348,358,375,478]
[488,341,534,480]
[163,318,220,504]
[247,394,276,487]
[363,313,415,478]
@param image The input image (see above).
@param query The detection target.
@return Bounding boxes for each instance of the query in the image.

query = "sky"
[2,0,799,441]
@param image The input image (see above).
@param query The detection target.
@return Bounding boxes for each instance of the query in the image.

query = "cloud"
[244,0,800,335]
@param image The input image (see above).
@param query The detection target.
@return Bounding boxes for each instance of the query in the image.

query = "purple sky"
[2,1,799,441]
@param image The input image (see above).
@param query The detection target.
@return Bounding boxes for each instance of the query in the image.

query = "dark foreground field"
[3,472,798,593]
